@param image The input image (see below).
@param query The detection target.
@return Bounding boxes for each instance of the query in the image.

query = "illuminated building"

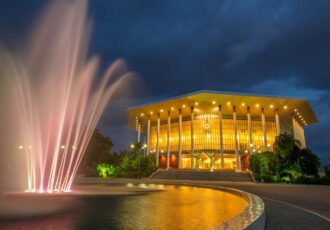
[127,91,317,171]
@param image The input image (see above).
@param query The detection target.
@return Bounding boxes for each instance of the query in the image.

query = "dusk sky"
[0,0,329,164]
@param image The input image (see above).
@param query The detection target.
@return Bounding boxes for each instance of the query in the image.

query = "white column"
[191,107,195,170]
[233,106,241,171]
[292,114,297,140]
[261,108,268,151]
[247,106,253,153]
[275,109,280,136]
[147,116,151,155]
[166,111,171,169]
[219,105,224,169]
[299,123,306,148]
[178,109,182,169]
[156,113,160,167]
[137,121,141,143]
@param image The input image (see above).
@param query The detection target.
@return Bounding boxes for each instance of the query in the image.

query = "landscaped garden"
[249,133,330,184]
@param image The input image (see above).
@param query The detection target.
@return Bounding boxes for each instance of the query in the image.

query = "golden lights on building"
[127,91,317,171]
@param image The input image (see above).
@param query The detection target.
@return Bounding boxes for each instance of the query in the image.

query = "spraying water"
[0,0,130,193]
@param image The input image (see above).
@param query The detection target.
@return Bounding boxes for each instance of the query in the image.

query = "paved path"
[75,177,330,229]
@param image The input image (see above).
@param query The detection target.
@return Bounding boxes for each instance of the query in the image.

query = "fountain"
[0,0,130,193]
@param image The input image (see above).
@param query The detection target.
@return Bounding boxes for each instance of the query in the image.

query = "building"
[127,90,317,171]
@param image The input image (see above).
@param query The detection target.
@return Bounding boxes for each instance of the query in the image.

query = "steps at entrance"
[151,169,253,182]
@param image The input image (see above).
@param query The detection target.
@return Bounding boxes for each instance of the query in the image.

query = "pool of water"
[0,184,248,230]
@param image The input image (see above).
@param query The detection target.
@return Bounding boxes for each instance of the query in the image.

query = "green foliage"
[96,163,115,178]
[298,148,320,176]
[272,132,301,175]
[280,163,302,183]
[325,166,330,178]
[249,152,271,175]
[80,129,113,174]
[250,133,323,184]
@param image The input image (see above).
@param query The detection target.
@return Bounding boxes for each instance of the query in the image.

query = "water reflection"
[0,185,247,230]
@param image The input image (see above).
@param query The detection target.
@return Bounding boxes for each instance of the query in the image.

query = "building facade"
[127,91,317,171]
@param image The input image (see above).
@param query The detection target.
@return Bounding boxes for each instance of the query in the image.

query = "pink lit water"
[0,0,130,192]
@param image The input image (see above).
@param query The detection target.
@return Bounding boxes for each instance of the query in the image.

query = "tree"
[249,152,271,175]
[299,148,320,176]
[79,129,113,173]
[273,133,301,175]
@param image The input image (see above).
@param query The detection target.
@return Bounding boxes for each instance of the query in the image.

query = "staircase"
[150,169,253,182]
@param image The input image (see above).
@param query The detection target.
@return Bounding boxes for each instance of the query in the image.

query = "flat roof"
[127,90,317,130]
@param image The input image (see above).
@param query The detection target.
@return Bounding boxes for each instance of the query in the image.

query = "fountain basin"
[1,183,265,230]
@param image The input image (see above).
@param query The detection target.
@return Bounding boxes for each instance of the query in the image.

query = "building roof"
[127,90,318,130]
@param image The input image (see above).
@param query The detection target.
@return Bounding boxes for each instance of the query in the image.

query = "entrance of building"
[182,153,237,170]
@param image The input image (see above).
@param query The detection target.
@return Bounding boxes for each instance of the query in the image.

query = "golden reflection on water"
[116,185,248,230]
[0,185,248,230]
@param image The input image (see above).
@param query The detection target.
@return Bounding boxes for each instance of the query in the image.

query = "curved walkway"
[75,177,330,229]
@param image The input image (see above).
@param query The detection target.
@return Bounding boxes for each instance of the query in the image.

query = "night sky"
[0,0,329,165]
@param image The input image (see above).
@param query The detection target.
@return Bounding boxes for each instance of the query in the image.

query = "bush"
[96,163,116,178]
[298,148,320,176]
[280,164,302,183]
[253,173,279,183]
[325,166,330,178]
[249,152,271,175]
[296,175,330,185]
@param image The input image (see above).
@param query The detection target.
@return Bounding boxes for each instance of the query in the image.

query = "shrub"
[298,148,320,176]
[249,152,271,175]
[280,164,302,183]
[96,163,116,178]
[325,166,330,178]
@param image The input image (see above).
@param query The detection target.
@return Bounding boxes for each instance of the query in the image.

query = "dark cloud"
[0,0,329,164]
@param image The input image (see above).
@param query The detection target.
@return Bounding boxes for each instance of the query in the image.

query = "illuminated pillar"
[261,108,268,151]
[191,107,195,169]
[137,121,141,143]
[233,106,241,171]
[247,107,253,153]
[178,109,182,169]
[166,111,171,169]
[292,114,298,141]
[156,113,160,167]
[219,105,224,169]
[275,109,280,136]
[147,116,151,155]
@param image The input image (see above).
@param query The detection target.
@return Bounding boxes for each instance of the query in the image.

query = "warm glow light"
[256,104,260,108]
[171,107,174,110]
[141,113,144,116]
[160,109,164,113]
[18,145,23,150]
[283,105,288,109]
[294,109,298,112]
[72,146,76,150]
[28,145,32,149]
[227,102,231,105]
[212,101,216,105]
[215,107,219,111]
[61,145,65,149]
[241,103,245,107]
[250,144,253,147]
[150,111,153,114]
[182,104,186,108]
[195,102,199,106]
[267,144,270,147]
[130,144,134,148]
[269,105,274,109]
[194,108,199,112]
